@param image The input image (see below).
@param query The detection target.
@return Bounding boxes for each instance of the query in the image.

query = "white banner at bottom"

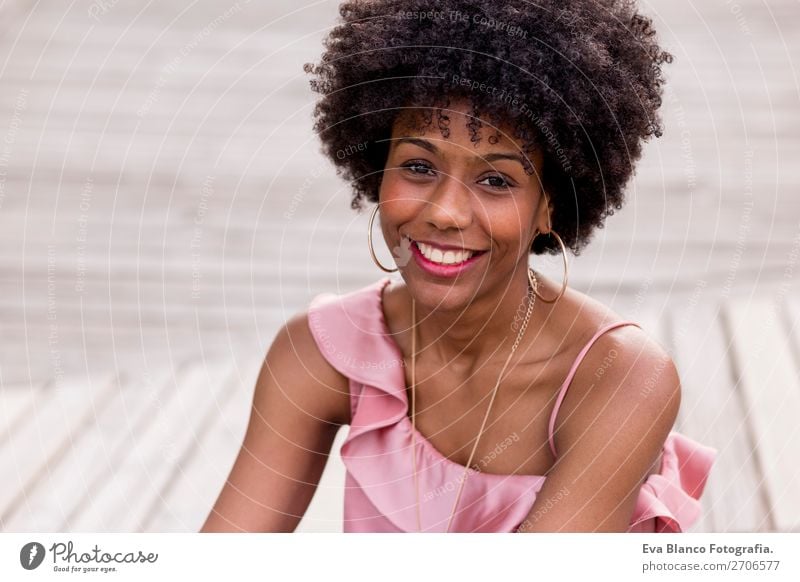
[1,533,797,581]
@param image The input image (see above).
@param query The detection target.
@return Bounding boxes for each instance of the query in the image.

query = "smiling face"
[378,99,552,310]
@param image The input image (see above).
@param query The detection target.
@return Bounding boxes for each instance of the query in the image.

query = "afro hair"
[303,0,673,255]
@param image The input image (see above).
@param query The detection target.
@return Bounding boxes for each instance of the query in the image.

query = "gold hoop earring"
[531,230,569,303]
[367,204,398,273]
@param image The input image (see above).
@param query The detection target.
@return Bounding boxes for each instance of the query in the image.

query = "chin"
[403,273,482,312]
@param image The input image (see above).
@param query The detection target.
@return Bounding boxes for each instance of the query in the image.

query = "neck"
[411,263,536,369]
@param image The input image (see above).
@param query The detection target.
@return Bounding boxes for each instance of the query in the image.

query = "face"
[378,99,552,311]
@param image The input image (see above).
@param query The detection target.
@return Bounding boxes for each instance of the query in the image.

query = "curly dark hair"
[303,0,672,256]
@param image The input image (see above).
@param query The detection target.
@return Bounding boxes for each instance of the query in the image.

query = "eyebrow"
[392,137,529,169]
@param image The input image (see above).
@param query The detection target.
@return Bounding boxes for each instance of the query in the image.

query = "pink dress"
[307,276,717,533]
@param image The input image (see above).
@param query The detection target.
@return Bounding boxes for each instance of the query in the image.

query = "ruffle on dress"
[307,277,717,533]
[627,431,717,533]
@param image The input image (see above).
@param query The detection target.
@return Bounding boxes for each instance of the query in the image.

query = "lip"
[409,238,487,278]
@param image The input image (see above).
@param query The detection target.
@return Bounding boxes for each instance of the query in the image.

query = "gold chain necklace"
[409,267,538,532]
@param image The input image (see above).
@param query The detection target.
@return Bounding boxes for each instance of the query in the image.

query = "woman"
[202,0,716,533]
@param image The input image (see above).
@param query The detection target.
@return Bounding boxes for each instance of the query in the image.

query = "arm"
[516,329,681,532]
[200,311,350,532]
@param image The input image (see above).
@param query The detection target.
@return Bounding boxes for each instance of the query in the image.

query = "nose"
[420,175,474,232]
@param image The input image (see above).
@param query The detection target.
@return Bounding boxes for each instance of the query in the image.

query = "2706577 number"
[729,560,780,571]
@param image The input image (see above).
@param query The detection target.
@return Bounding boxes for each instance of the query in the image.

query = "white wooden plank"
[142,356,258,532]
[670,298,768,533]
[0,372,118,527]
[145,350,349,533]
[779,296,800,532]
[67,359,235,531]
[3,365,177,531]
[785,298,800,364]
[725,297,800,532]
[0,379,48,449]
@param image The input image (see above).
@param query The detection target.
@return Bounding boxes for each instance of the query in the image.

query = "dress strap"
[547,321,643,459]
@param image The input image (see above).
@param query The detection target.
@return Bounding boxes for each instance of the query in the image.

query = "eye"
[478,174,516,190]
[401,160,436,177]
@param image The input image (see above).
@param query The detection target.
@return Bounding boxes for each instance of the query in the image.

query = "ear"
[533,190,554,233]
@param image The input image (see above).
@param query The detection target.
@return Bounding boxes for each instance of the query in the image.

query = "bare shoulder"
[577,289,679,399]
[550,284,681,455]
[201,309,351,532]
[555,281,674,370]
[265,309,352,426]
[513,286,682,531]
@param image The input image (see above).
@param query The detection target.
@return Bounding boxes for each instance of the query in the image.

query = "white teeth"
[415,241,474,265]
